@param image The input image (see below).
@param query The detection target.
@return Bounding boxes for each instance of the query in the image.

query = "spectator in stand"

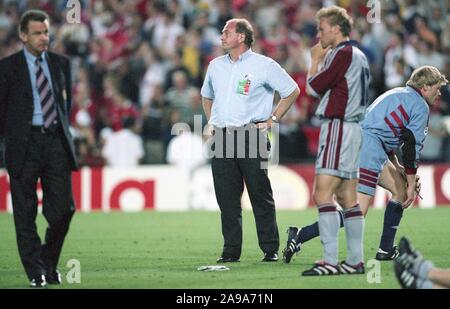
[151,9,185,57]
[101,74,140,131]
[166,122,207,175]
[421,101,449,163]
[165,70,198,124]
[141,84,168,164]
[102,117,144,167]
[164,50,192,91]
[0,1,448,167]
[138,43,166,107]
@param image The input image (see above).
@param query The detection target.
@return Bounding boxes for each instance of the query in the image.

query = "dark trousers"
[211,127,279,258]
[9,127,75,280]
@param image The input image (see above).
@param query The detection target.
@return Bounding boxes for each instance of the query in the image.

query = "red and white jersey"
[307,40,370,122]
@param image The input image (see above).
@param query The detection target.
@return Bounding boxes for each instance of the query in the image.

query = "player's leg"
[283,120,343,263]
[357,157,406,216]
[333,122,365,273]
[282,202,345,263]
[297,120,344,274]
[301,174,343,275]
[377,159,408,201]
[376,159,408,260]
[303,119,362,275]
[330,121,365,274]
[313,174,344,264]
[285,126,377,266]
[334,178,365,273]
[356,131,399,260]
[427,268,450,288]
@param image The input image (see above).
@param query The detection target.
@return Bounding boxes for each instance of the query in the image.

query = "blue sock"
[298,210,344,244]
[379,200,404,252]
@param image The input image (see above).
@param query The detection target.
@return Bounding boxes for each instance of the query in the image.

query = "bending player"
[284,65,448,264]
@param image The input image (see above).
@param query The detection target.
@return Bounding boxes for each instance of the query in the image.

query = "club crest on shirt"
[237,74,252,95]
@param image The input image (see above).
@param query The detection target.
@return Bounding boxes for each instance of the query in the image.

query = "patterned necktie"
[35,57,57,128]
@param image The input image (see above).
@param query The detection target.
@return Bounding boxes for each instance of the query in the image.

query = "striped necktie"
[35,57,57,128]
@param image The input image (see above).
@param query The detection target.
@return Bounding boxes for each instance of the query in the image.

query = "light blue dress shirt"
[23,48,55,125]
[201,49,297,128]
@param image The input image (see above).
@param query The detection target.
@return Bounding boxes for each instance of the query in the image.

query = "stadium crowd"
[0,0,449,167]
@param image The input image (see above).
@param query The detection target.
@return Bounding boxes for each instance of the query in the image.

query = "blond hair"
[406,66,448,89]
[316,6,353,36]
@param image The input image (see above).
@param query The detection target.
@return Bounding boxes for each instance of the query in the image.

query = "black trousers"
[9,127,75,280]
[210,127,279,258]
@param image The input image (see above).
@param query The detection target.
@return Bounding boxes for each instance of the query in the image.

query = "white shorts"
[315,119,362,179]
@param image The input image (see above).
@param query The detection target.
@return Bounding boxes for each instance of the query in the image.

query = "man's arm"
[400,128,419,175]
[201,97,214,137]
[202,97,213,122]
[386,149,421,207]
[306,43,331,96]
[261,87,300,129]
[306,44,351,97]
[399,128,420,208]
[403,173,417,209]
[387,151,405,175]
[0,140,4,168]
[0,61,7,167]
[307,43,330,79]
[64,57,72,113]
[0,60,8,138]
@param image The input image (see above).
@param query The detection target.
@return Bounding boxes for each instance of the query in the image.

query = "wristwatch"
[271,115,279,123]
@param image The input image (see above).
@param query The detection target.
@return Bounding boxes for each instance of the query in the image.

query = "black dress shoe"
[262,252,279,262]
[216,256,240,263]
[46,270,62,284]
[29,275,46,288]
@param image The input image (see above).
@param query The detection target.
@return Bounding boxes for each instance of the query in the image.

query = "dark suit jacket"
[0,50,78,176]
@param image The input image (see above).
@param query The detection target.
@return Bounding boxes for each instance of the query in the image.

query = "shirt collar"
[227,48,253,63]
[335,40,360,49]
[408,85,424,98]
[23,48,46,64]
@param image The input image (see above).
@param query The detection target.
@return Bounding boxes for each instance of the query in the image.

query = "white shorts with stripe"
[315,119,362,179]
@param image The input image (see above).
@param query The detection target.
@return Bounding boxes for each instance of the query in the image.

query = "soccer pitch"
[1,208,449,289]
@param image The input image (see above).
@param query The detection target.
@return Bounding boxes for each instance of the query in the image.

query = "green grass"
[1,208,450,289]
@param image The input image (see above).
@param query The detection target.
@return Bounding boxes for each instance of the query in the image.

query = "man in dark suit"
[0,9,78,287]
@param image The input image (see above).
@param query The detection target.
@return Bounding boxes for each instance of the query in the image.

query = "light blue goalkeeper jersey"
[361,86,429,161]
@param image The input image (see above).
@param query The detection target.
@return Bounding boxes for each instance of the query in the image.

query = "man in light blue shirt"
[201,18,300,263]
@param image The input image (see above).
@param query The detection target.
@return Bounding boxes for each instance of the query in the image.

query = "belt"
[214,123,264,134]
[219,126,253,134]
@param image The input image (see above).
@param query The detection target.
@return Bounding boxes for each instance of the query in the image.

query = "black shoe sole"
[282,250,294,264]
[375,253,399,261]
[283,227,300,264]
[217,258,240,263]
